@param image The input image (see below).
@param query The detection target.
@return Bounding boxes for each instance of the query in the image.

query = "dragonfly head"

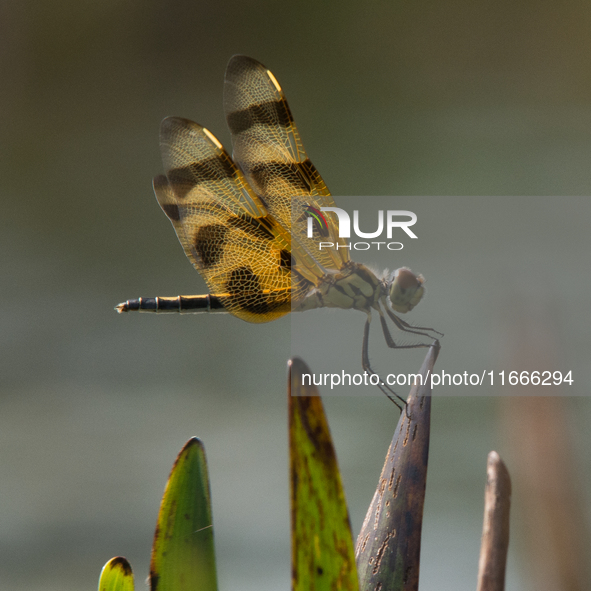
[386,267,425,313]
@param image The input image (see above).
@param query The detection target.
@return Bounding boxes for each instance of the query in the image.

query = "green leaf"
[150,438,218,591]
[289,357,359,591]
[355,341,440,591]
[98,556,135,591]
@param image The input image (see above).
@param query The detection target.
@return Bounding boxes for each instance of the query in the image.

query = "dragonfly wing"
[224,55,350,278]
[156,117,312,323]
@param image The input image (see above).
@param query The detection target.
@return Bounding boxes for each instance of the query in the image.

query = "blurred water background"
[1,2,591,590]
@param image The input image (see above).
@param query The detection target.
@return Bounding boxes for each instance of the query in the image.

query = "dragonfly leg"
[361,314,408,412]
[385,306,444,339]
[380,308,433,349]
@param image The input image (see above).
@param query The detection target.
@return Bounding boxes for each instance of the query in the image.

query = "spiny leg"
[379,307,433,350]
[385,306,444,339]
[377,306,436,419]
[361,314,407,411]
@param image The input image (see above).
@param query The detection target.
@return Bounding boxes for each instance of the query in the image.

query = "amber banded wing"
[156,117,312,323]
[223,55,349,278]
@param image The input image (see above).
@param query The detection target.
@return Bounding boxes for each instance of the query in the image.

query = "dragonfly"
[116,55,441,407]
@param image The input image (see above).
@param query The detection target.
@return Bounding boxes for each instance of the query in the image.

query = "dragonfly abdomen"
[115,295,227,314]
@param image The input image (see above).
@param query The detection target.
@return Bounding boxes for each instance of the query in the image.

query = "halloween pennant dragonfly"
[116,55,441,405]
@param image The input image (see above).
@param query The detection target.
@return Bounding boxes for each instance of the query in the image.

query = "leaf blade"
[98,556,135,591]
[356,341,440,591]
[150,438,217,591]
[289,357,359,591]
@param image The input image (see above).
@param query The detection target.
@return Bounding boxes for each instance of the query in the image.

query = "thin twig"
[476,451,511,591]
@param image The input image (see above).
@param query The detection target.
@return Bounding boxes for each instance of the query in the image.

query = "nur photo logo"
[305,206,418,251]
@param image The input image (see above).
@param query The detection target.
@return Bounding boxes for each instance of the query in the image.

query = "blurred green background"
[2,2,591,590]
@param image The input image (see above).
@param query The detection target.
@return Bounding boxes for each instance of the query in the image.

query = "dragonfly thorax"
[295,261,383,313]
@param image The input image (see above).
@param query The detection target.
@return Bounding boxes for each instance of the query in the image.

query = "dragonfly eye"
[388,267,425,313]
